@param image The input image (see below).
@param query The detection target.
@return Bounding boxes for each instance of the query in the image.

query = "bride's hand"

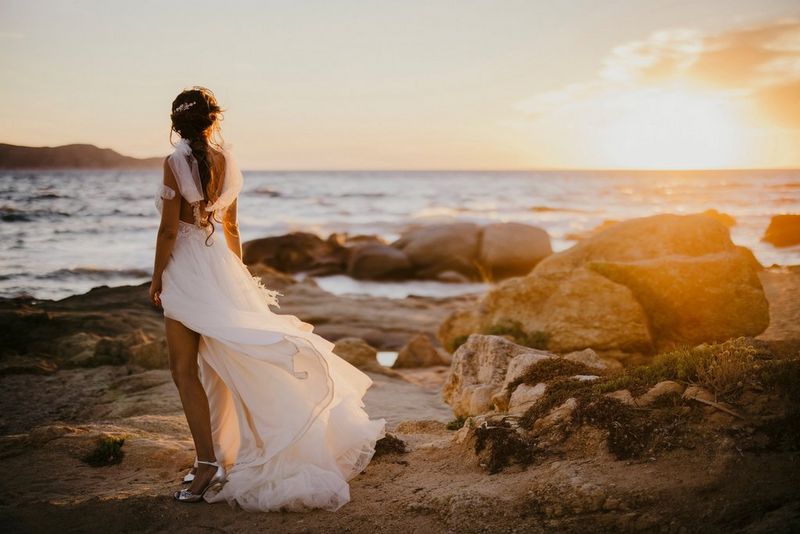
[149,278,162,308]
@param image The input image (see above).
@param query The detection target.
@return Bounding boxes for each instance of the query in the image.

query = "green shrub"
[593,337,760,400]
[83,436,125,467]
[446,415,467,430]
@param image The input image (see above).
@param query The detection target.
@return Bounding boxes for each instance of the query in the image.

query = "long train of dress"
[159,220,387,512]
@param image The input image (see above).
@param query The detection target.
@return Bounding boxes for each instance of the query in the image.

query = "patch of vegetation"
[482,320,549,350]
[374,433,407,457]
[446,415,467,431]
[83,436,125,467]
[593,337,760,400]
[472,338,800,472]
[518,376,591,430]
[474,419,537,474]
[507,358,593,393]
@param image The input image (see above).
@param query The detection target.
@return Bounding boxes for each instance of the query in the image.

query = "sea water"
[1,169,798,300]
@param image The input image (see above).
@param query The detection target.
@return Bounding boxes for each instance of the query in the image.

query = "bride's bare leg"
[165,317,217,493]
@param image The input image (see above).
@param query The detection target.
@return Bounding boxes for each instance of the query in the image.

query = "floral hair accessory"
[174,101,197,113]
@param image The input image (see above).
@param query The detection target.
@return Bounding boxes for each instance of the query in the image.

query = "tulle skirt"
[159,221,386,512]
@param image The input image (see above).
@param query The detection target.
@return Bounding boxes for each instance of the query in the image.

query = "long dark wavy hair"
[169,86,225,245]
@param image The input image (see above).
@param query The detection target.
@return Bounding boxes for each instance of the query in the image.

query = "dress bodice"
[154,139,244,231]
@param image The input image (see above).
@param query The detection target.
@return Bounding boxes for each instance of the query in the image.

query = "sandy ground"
[0,266,798,532]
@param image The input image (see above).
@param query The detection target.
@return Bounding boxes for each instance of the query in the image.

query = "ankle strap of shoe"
[197,459,219,466]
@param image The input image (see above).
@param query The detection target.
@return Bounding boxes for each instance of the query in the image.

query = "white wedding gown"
[155,139,386,512]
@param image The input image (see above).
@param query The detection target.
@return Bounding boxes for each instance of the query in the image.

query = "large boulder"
[440,214,770,355]
[391,222,482,280]
[479,268,653,353]
[478,222,552,279]
[763,214,800,247]
[346,243,413,280]
[242,232,346,274]
[442,334,553,417]
[438,308,482,352]
[590,251,769,348]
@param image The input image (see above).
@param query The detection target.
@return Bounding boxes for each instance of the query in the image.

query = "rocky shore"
[1,212,799,532]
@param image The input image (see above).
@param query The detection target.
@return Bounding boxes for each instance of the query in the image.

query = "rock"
[532,398,578,433]
[55,332,100,366]
[468,385,498,415]
[572,374,600,382]
[564,219,619,241]
[93,330,150,366]
[247,263,298,290]
[274,281,474,350]
[242,231,346,274]
[392,333,450,369]
[477,222,552,280]
[492,349,554,412]
[435,270,472,283]
[701,209,736,228]
[683,385,715,403]
[501,351,554,391]
[332,337,400,377]
[129,338,169,369]
[479,268,653,353]
[508,382,547,414]
[0,283,164,363]
[563,348,622,372]
[392,222,482,280]
[605,389,635,406]
[448,214,770,355]
[346,243,412,280]
[636,380,684,406]
[0,355,58,376]
[590,250,769,349]
[341,233,386,247]
[763,214,800,247]
[737,246,764,272]
[438,308,482,352]
[443,334,553,417]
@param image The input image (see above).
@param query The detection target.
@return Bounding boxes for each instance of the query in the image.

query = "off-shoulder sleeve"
[159,184,177,200]
[155,181,177,214]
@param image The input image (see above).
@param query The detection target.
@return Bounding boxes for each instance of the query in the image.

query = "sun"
[589,86,752,170]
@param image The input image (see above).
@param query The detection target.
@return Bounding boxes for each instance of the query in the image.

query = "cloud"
[519,19,800,128]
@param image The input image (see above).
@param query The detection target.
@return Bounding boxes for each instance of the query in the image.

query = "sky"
[1,0,799,170]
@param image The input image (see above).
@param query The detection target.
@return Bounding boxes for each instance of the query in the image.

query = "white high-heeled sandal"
[182,457,198,484]
[174,459,226,503]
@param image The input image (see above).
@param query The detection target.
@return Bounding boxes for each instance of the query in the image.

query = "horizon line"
[3,141,798,174]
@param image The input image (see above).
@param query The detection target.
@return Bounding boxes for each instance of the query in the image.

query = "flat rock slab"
[364,371,453,427]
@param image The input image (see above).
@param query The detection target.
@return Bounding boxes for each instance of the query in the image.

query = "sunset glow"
[592,87,751,169]
[1,1,799,169]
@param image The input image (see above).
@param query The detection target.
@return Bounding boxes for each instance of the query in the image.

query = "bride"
[149,86,386,511]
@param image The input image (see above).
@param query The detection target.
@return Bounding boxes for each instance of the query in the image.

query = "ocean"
[1,169,798,300]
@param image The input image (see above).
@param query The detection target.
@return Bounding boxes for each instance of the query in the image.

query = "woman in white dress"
[149,86,386,511]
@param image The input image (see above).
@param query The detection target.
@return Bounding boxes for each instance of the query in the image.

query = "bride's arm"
[223,198,242,260]
[149,158,181,307]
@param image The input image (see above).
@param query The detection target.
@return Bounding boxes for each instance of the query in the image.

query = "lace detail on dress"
[252,275,283,308]
[177,220,214,244]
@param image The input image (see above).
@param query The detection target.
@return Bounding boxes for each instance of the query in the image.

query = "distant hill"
[0,143,164,169]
